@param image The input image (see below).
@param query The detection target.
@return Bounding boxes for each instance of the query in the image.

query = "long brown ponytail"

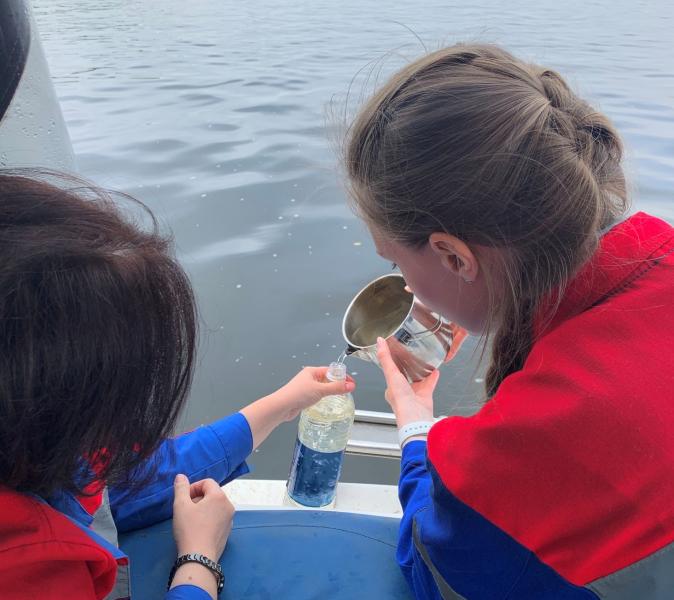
[344,44,628,397]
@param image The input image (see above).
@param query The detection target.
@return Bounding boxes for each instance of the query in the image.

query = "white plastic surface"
[224,479,402,518]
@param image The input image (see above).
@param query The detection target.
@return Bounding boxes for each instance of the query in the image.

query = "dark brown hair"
[345,44,628,397]
[0,170,197,497]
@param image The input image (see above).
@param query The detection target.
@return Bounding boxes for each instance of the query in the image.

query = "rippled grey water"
[34,0,674,482]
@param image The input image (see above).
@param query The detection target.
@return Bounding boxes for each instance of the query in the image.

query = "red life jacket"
[0,486,117,599]
[428,212,674,590]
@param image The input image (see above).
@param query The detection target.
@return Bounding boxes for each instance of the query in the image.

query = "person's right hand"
[275,366,356,421]
[172,474,234,560]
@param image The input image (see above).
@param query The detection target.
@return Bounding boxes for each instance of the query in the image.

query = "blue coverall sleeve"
[397,440,443,600]
[165,584,213,600]
[109,412,253,533]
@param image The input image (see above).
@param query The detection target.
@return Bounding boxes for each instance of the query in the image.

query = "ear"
[428,232,479,283]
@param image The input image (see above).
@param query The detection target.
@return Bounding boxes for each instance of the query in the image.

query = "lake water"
[33,0,674,483]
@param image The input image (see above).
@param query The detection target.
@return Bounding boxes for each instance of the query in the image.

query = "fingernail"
[175,474,186,484]
[345,382,355,392]
[377,337,385,346]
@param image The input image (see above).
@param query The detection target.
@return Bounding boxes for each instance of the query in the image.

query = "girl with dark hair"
[0,170,355,600]
[344,44,674,599]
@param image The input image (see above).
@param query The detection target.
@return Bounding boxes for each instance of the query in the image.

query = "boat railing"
[346,409,401,459]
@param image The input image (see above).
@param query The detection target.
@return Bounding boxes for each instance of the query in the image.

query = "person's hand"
[172,474,234,560]
[275,366,356,421]
[377,337,439,428]
[240,367,356,448]
[385,337,435,381]
[239,367,357,450]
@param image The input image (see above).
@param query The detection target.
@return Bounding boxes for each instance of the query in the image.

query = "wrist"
[393,410,434,429]
[401,434,428,448]
[169,554,223,598]
[171,561,217,587]
[398,420,434,447]
[264,387,301,422]
[261,389,293,422]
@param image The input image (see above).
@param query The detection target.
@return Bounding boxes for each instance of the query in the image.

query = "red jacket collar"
[539,212,674,335]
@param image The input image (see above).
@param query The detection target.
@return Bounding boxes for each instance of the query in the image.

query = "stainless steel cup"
[342,273,459,382]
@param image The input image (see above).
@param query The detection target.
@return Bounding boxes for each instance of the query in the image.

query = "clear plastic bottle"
[286,362,355,507]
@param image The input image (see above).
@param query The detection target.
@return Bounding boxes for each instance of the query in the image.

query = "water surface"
[34,0,674,482]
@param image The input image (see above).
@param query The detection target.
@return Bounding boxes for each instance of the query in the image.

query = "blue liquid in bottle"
[286,362,354,507]
[287,441,345,507]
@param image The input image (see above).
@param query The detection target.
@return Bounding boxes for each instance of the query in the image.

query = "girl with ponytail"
[345,44,674,599]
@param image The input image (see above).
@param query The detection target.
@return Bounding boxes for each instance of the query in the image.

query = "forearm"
[238,391,291,450]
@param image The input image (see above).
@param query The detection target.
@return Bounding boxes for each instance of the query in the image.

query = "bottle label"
[286,438,345,507]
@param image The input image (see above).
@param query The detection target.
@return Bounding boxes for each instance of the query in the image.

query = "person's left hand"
[385,336,435,381]
[377,337,439,427]
[172,475,235,560]
[276,367,356,421]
